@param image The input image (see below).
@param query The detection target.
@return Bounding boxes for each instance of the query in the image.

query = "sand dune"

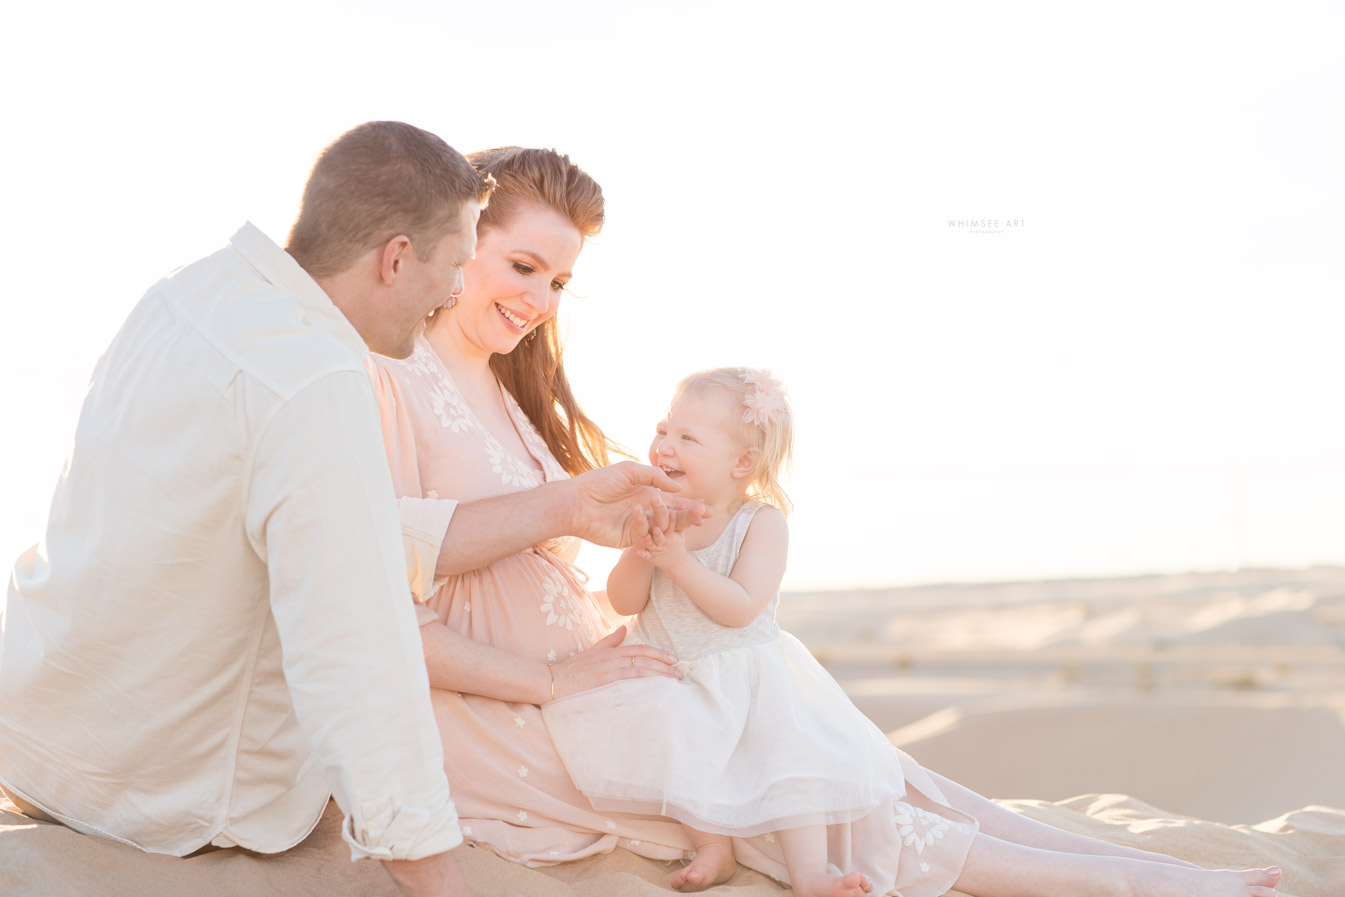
[6,786,1342,896]
[778,565,1345,827]
[3,566,1343,895]
[891,692,1345,824]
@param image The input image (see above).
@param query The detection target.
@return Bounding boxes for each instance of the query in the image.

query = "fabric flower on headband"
[740,370,785,428]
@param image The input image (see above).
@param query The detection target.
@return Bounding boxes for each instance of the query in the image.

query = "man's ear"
[378,235,414,285]
[732,447,760,480]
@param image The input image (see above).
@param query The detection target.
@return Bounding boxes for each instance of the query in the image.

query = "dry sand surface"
[4,566,1344,896]
[779,565,1345,824]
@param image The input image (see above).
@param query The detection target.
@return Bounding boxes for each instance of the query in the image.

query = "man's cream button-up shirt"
[0,223,461,860]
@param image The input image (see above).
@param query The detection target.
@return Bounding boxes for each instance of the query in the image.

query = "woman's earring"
[441,296,458,311]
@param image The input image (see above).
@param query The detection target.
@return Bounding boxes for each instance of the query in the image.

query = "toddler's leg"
[776,825,873,897]
[670,825,737,892]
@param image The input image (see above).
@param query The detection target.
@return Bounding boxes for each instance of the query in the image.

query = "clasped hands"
[568,460,709,549]
[630,521,686,565]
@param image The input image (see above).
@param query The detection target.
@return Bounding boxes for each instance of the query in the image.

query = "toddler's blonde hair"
[673,367,793,515]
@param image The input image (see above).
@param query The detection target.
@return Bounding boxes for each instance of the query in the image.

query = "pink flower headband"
[739,370,786,428]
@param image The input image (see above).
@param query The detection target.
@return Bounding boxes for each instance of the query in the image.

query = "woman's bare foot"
[1123,864,1281,897]
[790,870,873,897]
[670,839,737,891]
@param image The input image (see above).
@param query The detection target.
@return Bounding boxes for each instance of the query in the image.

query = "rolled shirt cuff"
[396,496,457,602]
[413,602,441,627]
[341,793,464,861]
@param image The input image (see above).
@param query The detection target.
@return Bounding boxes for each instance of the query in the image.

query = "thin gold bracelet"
[545,663,556,702]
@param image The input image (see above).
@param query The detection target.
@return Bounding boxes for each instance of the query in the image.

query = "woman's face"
[451,202,583,358]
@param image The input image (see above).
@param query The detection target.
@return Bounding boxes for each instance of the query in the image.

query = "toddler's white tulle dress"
[543,502,979,896]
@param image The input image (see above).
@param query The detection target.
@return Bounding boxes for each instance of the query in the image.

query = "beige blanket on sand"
[3,792,1341,897]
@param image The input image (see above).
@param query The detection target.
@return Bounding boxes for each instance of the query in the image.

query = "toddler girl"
[543,368,1281,897]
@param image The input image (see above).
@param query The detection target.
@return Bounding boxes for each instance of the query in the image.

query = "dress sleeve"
[366,356,456,609]
[245,369,461,861]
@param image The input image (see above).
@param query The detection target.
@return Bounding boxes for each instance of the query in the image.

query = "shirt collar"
[228,222,369,360]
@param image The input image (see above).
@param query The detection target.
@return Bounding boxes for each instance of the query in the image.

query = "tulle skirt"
[544,631,920,837]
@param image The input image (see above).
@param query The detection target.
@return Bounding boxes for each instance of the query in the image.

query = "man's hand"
[383,852,495,897]
[565,461,709,548]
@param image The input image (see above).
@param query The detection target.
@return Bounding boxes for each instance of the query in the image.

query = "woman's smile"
[496,303,531,331]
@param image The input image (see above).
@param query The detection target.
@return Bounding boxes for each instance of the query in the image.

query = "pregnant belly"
[425,548,610,660]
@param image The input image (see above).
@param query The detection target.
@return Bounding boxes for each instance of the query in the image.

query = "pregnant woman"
[367,145,699,867]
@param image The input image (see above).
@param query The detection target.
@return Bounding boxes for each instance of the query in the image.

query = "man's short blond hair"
[286,121,493,278]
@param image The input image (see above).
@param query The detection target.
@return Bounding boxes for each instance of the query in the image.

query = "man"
[0,122,691,897]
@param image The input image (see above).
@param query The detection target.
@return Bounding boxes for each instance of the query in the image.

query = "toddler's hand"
[634,525,687,567]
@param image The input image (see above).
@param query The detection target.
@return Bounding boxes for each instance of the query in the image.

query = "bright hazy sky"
[2,2,1342,589]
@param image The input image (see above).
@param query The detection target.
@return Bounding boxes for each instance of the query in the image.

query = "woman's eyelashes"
[511,260,568,293]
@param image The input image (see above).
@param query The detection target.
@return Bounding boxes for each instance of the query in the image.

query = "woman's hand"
[547,626,680,701]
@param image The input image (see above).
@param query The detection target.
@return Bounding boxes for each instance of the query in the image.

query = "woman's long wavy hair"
[468,147,617,475]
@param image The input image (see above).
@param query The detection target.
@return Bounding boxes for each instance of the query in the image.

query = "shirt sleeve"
[397,496,456,603]
[245,369,461,862]
[366,356,457,603]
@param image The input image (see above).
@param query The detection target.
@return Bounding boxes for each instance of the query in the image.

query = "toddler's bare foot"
[670,840,737,891]
[1123,864,1280,897]
[790,870,873,897]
